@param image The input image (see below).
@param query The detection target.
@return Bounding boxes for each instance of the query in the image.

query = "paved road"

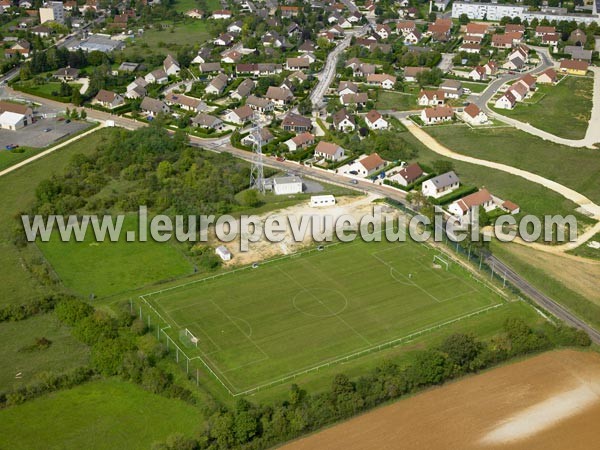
[487,255,600,345]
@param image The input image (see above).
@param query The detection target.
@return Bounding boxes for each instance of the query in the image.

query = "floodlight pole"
[249,113,265,194]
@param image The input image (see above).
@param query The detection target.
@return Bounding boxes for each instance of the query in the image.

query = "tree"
[439,333,483,370]
[239,189,261,207]
[79,109,87,119]
[459,13,470,25]
[432,159,454,174]
[71,89,82,106]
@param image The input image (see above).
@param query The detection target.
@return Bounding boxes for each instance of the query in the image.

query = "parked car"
[43,128,51,132]
[5,144,18,150]
[349,179,358,185]
[349,170,358,175]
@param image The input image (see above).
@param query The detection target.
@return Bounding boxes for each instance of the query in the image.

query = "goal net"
[179,328,199,348]
[433,255,449,271]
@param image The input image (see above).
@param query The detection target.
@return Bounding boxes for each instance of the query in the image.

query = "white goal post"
[433,255,450,271]
[179,328,199,348]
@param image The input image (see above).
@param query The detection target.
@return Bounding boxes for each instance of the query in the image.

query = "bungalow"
[448,189,495,223]
[214,33,235,47]
[542,33,560,50]
[54,67,79,82]
[315,141,345,162]
[227,20,243,34]
[356,153,386,177]
[397,20,416,35]
[164,92,205,113]
[286,57,311,71]
[211,9,232,19]
[535,26,556,37]
[427,18,452,41]
[418,89,446,106]
[5,40,30,58]
[420,105,454,125]
[279,5,300,17]
[93,89,124,109]
[285,132,315,151]
[225,105,254,124]
[440,80,463,99]
[536,68,557,84]
[333,108,356,131]
[30,25,51,37]
[221,51,242,64]
[0,101,33,126]
[298,40,316,53]
[404,66,428,82]
[491,34,513,49]
[192,113,223,130]
[462,103,487,125]
[198,63,223,74]
[205,73,229,95]
[365,110,388,130]
[463,34,482,45]
[459,43,481,54]
[503,56,525,72]
[282,113,312,132]
[163,54,180,76]
[265,86,294,107]
[465,23,488,38]
[564,46,592,62]
[508,45,529,63]
[422,171,460,198]
[231,79,255,101]
[505,24,525,33]
[560,60,588,76]
[242,128,274,147]
[140,97,170,117]
[191,48,212,65]
[501,200,520,215]
[494,91,516,109]
[468,66,487,81]
[246,95,274,113]
[145,68,168,85]
[390,163,423,187]
[341,93,368,107]
[366,74,396,89]
[353,63,376,77]
[185,8,203,19]
[338,81,359,97]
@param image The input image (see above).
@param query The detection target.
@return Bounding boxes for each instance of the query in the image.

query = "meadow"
[143,238,505,394]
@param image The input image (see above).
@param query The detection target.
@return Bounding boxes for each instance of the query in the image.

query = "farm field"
[37,215,194,299]
[283,350,600,450]
[0,379,202,450]
[0,313,90,393]
[423,125,600,205]
[490,76,593,139]
[143,239,505,394]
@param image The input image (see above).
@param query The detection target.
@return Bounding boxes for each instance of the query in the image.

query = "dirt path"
[282,350,600,450]
[402,119,600,253]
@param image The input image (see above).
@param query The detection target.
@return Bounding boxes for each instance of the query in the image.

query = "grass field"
[0,379,202,450]
[0,313,89,393]
[376,91,418,111]
[143,239,505,394]
[568,233,600,260]
[423,125,600,205]
[0,147,44,172]
[37,215,194,299]
[490,76,593,140]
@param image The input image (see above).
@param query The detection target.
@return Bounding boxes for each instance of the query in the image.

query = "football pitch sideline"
[143,240,504,394]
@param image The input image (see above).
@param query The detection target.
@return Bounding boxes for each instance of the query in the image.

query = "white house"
[273,176,303,195]
[448,189,496,224]
[145,69,168,85]
[309,195,336,207]
[285,132,315,151]
[468,66,487,81]
[225,105,254,124]
[494,91,517,109]
[420,106,454,125]
[422,171,460,198]
[215,245,232,261]
[462,103,488,125]
[163,54,180,76]
[365,110,388,130]
[356,153,386,177]
[314,141,345,162]
[418,89,445,106]
[366,74,396,89]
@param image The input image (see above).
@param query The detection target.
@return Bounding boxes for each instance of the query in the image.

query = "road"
[486,255,600,345]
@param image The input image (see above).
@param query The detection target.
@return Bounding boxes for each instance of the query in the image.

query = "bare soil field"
[282,350,600,450]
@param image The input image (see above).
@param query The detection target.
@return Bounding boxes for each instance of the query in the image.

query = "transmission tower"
[249,112,265,194]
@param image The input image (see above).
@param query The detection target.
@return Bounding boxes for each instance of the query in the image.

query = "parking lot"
[0,117,91,149]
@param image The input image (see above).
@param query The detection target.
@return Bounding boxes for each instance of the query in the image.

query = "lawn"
[0,313,89,393]
[37,215,194,299]
[490,76,593,139]
[461,81,489,94]
[0,128,112,307]
[142,238,505,394]
[0,147,44,172]
[13,82,83,102]
[0,379,202,450]
[376,91,418,111]
[397,130,592,224]
[423,125,600,205]
[568,233,600,260]
[174,0,220,12]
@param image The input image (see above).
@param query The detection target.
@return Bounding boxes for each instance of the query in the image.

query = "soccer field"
[142,240,504,394]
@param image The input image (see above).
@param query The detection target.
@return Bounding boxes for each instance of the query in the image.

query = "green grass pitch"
[143,239,504,394]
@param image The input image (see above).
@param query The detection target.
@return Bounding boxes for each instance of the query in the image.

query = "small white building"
[0,111,25,130]
[422,171,460,198]
[215,245,232,261]
[310,195,336,207]
[273,176,303,195]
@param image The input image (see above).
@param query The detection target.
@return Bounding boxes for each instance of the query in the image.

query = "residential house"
[285,132,315,151]
[192,113,223,130]
[569,28,587,46]
[535,26,556,37]
[506,82,529,102]
[366,74,396,89]
[356,153,386,177]
[93,90,124,109]
[164,92,206,113]
[199,63,224,74]
[418,89,446,106]
[365,110,388,130]
[246,95,274,113]
[282,113,312,133]
[163,54,180,76]
[427,18,452,41]
[30,25,51,38]
[341,92,368,108]
[462,103,487,125]
[459,43,481,54]
[265,86,293,107]
[564,46,592,62]
[440,80,463,99]
[227,20,243,34]
[286,57,311,71]
[298,40,316,53]
[491,34,513,49]
[211,9,232,19]
[536,68,557,84]
[221,51,242,64]
[314,141,345,162]
[404,29,422,44]
[465,23,488,38]
[404,66,428,82]
[140,97,170,117]
[484,61,498,76]
[420,106,454,125]
[53,67,79,81]
[205,73,229,95]
[448,189,496,223]
[397,20,416,35]
[242,128,274,146]
[542,33,560,50]
[214,33,235,47]
[494,91,516,109]
[515,73,536,92]
[333,109,356,131]
[0,101,33,126]
[145,68,168,84]
[191,48,212,65]
[391,163,423,187]
[560,60,588,76]
[225,105,254,124]
[375,24,392,40]
[338,81,359,97]
[468,66,487,81]
[463,34,482,45]
[422,171,460,198]
[231,79,255,101]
